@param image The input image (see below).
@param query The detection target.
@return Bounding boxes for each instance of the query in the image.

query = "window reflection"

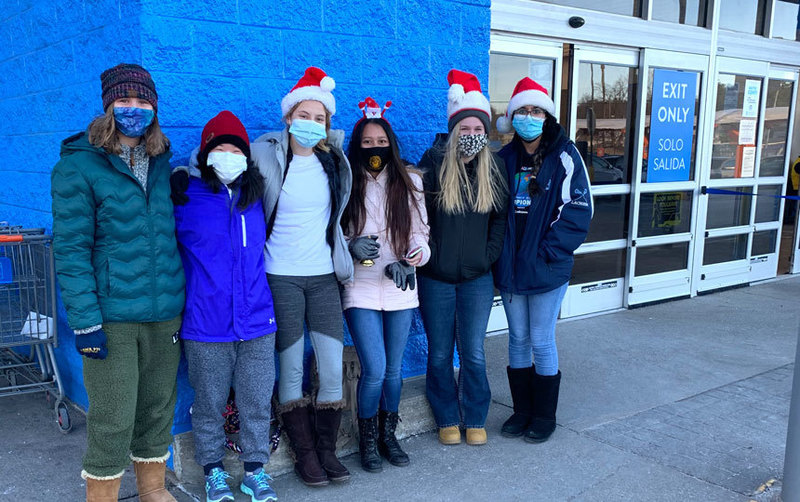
[575,63,638,185]
[751,230,778,256]
[635,242,689,276]
[772,0,800,40]
[755,185,782,223]
[535,0,641,16]
[703,234,748,265]
[489,53,555,150]
[760,79,794,177]
[719,0,767,34]
[706,188,753,228]
[651,0,707,26]
[571,249,627,284]
[711,74,762,179]
[638,192,693,237]
[586,195,629,243]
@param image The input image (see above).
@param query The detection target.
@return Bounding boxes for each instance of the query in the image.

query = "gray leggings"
[267,273,344,404]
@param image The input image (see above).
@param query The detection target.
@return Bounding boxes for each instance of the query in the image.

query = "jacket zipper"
[241,215,247,248]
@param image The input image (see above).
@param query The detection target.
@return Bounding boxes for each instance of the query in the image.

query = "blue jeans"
[418,272,494,429]
[500,282,568,375]
[344,308,414,419]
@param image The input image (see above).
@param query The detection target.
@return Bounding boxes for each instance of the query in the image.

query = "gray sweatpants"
[184,334,275,467]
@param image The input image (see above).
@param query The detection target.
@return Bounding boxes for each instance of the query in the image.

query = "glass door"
[561,46,639,318]
[694,57,769,292]
[487,36,563,330]
[753,66,798,279]
[626,50,707,305]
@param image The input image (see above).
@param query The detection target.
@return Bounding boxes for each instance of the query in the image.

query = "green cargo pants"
[81,317,181,479]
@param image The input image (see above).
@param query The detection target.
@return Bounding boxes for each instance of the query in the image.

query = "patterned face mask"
[457,133,489,158]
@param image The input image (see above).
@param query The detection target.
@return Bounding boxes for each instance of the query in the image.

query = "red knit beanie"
[200,111,251,159]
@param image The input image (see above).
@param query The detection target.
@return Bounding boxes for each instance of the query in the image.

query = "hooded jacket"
[250,128,354,284]
[173,174,276,343]
[493,127,593,295]
[50,132,185,331]
[417,133,508,284]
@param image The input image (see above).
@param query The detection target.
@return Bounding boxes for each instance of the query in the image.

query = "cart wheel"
[56,400,72,434]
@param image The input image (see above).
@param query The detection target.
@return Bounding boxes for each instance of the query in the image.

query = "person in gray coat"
[250,66,354,488]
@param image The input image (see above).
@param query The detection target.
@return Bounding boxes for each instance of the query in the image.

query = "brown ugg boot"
[313,399,351,482]
[133,460,176,502]
[279,397,329,486]
[85,476,122,502]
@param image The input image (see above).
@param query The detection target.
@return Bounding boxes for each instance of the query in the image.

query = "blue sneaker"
[204,467,234,502]
[240,467,278,502]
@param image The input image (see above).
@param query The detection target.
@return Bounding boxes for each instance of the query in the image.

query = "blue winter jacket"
[174,177,276,342]
[493,128,593,295]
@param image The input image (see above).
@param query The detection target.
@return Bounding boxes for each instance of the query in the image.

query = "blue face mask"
[289,119,327,148]
[114,106,155,138]
[512,114,545,142]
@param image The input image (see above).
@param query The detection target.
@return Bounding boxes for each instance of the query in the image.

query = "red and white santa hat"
[446,69,491,132]
[281,66,336,117]
[496,77,555,134]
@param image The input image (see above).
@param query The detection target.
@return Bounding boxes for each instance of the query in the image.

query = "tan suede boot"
[85,476,122,502]
[133,461,176,502]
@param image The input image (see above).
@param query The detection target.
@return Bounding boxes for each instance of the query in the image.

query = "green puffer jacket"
[51,132,185,331]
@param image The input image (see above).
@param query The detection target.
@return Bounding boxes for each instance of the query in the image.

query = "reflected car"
[587,155,624,184]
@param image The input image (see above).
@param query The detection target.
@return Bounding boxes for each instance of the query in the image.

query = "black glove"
[349,235,380,261]
[75,328,108,360]
[384,260,416,291]
[170,170,190,206]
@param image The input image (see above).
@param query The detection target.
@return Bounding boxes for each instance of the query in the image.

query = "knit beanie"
[446,69,491,132]
[496,77,556,134]
[281,67,336,117]
[100,63,158,111]
[199,111,251,160]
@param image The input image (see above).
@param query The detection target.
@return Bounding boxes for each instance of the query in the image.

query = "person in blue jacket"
[171,111,278,502]
[493,77,593,444]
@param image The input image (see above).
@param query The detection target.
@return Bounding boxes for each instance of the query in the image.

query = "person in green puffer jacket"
[50,63,185,502]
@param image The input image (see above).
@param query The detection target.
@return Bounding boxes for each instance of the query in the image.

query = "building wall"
[0,0,491,430]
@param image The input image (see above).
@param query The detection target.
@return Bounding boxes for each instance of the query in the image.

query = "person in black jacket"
[493,77,593,444]
[417,69,508,447]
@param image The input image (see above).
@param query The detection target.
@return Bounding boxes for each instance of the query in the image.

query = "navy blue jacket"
[493,129,593,295]
[174,176,277,342]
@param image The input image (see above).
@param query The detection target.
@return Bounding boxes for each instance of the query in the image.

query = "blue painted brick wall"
[0,0,491,432]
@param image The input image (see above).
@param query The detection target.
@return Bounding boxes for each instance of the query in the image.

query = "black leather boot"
[525,370,561,443]
[313,400,351,482]
[358,415,383,473]
[378,410,409,466]
[501,366,534,437]
[278,398,329,486]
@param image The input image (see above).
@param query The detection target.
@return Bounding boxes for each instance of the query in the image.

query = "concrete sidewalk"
[1,277,798,501]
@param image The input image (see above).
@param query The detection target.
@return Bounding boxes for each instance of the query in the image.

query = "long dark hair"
[514,112,561,198]
[197,153,265,210]
[343,118,422,258]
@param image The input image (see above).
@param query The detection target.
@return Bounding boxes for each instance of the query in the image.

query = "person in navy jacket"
[171,111,279,502]
[493,78,593,444]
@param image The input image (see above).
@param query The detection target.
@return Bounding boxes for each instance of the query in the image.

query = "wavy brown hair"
[344,118,423,259]
[87,104,169,156]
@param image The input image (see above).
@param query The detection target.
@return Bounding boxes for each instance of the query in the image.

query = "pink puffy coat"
[341,169,430,311]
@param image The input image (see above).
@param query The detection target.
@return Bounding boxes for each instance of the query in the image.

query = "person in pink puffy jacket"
[340,97,429,474]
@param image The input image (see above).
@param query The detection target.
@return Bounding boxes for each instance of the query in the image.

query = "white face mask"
[207,151,247,185]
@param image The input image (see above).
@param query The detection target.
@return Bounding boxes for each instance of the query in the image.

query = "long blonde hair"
[87,105,169,157]
[437,132,506,214]
[284,101,331,153]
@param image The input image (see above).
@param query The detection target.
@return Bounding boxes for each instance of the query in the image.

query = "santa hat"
[281,66,336,117]
[356,96,392,125]
[446,69,491,132]
[199,110,250,160]
[496,77,555,134]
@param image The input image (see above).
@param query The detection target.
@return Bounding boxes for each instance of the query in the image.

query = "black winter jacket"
[417,134,508,284]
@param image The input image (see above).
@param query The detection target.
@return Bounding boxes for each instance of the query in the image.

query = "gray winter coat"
[251,128,354,284]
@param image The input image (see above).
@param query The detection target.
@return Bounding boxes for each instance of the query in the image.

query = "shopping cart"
[0,224,71,433]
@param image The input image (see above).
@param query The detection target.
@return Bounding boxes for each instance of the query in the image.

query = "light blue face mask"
[512,114,545,142]
[289,119,327,148]
[114,106,155,138]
